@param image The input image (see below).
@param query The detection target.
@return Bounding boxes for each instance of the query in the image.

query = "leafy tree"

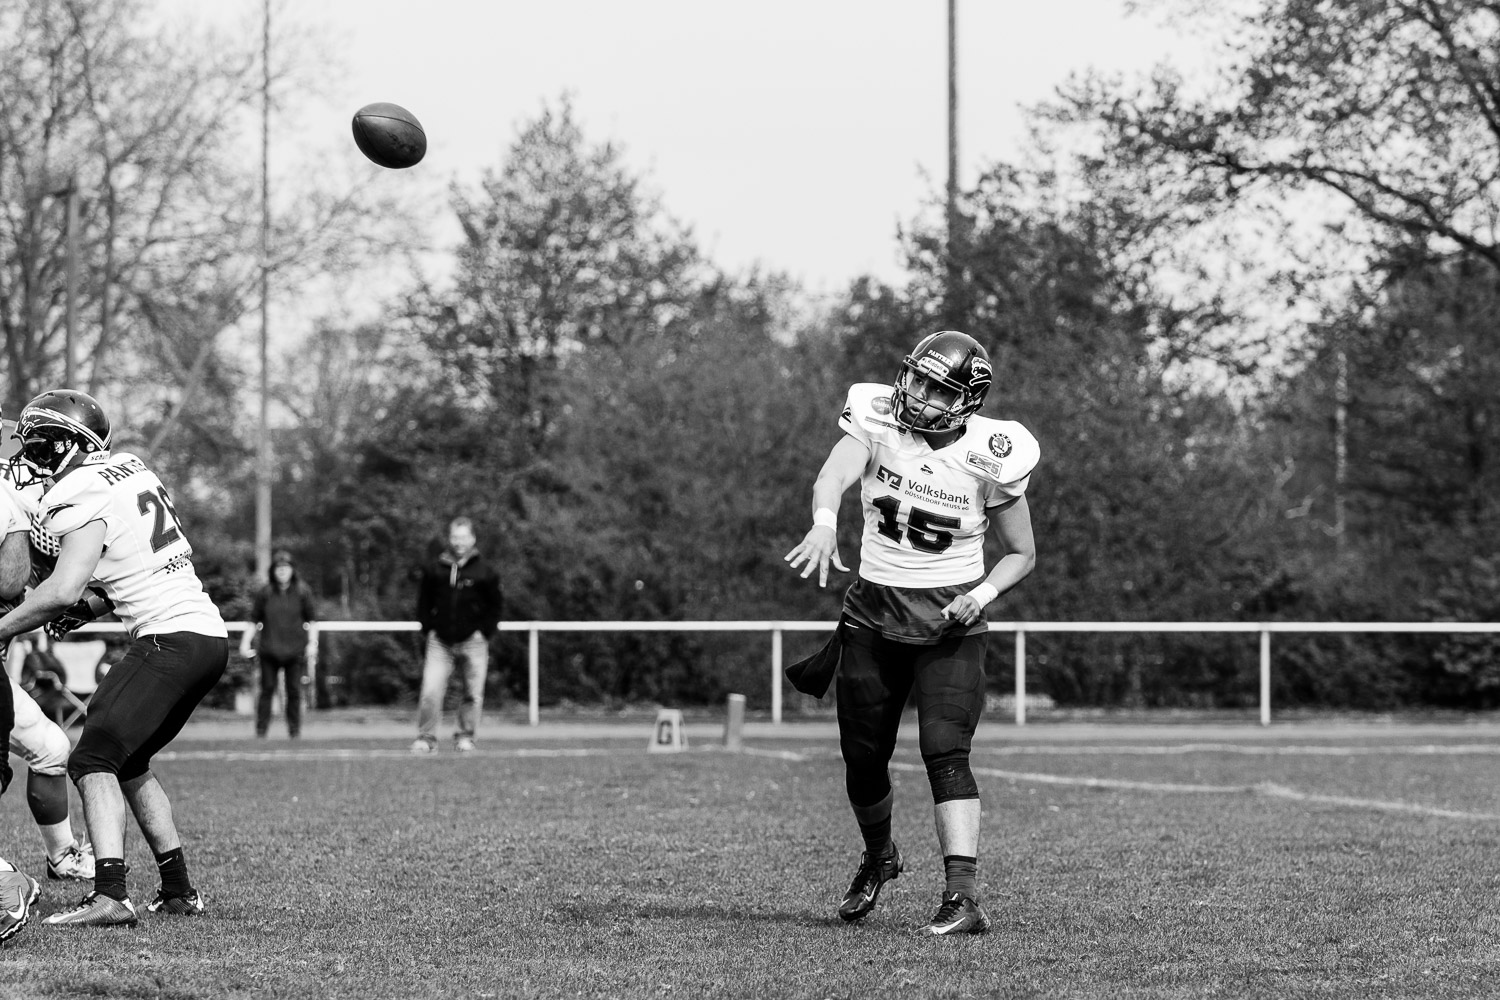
[1064,0,1500,271]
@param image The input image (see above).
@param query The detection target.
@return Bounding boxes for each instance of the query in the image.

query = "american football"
[351,102,426,169]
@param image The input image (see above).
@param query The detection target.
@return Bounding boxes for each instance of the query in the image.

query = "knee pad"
[8,708,71,777]
[841,731,895,807]
[840,722,894,809]
[24,719,71,777]
[922,748,979,803]
[67,728,129,784]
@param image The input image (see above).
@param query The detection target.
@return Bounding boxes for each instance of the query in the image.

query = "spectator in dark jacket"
[239,549,318,738]
[410,517,502,753]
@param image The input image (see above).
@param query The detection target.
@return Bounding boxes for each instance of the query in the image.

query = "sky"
[170,0,1190,294]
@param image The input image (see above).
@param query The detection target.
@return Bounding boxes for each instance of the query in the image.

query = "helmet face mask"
[8,390,112,488]
[892,331,993,432]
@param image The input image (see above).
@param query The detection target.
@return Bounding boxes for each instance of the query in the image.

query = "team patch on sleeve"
[965,451,1005,479]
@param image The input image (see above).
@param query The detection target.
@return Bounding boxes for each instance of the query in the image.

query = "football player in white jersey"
[785,330,1038,935]
[0,442,97,886]
[0,390,228,927]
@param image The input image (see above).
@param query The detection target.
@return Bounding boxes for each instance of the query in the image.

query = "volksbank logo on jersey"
[876,466,903,489]
[906,481,969,507]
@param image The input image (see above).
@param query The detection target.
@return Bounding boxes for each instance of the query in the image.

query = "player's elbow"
[34,575,87,611]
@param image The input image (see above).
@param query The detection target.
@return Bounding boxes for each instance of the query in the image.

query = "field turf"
[1,719,1498,999]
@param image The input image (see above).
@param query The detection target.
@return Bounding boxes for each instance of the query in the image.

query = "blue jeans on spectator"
[416,631,489,742]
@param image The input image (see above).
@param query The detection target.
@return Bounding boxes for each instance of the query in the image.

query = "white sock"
[38,821,75,862]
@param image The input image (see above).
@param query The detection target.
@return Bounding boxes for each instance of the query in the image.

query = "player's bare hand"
[940,595,984,626]
[784,526,848,588]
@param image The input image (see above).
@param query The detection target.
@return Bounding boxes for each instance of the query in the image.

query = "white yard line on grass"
[886,761,1500,822]
[157,747,625,762]
[971,743,1500,757]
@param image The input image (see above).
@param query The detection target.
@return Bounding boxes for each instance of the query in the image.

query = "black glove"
[45,588,116,641]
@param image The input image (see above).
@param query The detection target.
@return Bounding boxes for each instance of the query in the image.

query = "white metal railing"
[71,619,1500,727]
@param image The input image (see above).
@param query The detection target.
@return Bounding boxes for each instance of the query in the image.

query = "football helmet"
[9,389,112,487]
[892,331,993,432]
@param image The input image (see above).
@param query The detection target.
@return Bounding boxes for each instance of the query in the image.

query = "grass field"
[1,717,1499,999]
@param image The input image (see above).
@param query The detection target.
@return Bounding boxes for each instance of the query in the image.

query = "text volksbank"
[906,481,968,506]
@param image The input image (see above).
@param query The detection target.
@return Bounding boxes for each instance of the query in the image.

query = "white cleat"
[47,843,96,882]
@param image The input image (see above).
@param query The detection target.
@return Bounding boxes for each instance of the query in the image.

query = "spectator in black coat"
[239,549,317,738]
[410,517,502,753]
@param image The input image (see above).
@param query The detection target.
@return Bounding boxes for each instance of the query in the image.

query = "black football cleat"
[838,842,903,922]
[147,888,204,915]
[924,892,992,935]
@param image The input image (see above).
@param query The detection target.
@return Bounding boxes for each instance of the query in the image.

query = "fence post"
[528,628,540,727]
[1015,627,1026,726]
[1259,628,1271,726]
[771,627,783,724]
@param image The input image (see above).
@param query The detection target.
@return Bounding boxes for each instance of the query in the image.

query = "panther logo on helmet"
[892,331,993,433]
[9,389,112,488]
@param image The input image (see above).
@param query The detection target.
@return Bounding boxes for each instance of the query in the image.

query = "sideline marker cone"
[648,708,687,753]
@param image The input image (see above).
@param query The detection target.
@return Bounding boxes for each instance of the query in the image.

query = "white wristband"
[966,583,999,608]
[813,507,838,530]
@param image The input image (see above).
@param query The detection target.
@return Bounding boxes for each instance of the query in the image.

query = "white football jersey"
[839,383,1039,588]
[0,465,41,536]
[35,453,226,639]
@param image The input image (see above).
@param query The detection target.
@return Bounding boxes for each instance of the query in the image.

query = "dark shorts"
[843,577,988,644]
[75,631,227,781]
[836,619,989,760]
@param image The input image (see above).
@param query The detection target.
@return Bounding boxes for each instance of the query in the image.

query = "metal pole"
[1259,629,1271,726]
[63,176,78,386]
[255,0,272,579]
[1333,349,1348,553]
[1014,627,1026,726]
[946,0,959,300]
[771,628,783,724]
[528,628,540,726]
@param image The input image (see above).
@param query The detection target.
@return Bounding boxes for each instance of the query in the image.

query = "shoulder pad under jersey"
[957,416,1040,490]
[838,383,908,444]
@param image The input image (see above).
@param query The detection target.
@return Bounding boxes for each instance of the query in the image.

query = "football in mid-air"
[351,102,426,169]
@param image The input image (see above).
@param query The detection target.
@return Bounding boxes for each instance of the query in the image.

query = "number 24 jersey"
[839,383,1040,589]
[35,453,226,639]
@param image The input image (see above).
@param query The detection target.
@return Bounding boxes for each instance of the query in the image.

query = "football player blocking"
[0,425,98,887]
[0,390,228,930]
[784,330,1038,936]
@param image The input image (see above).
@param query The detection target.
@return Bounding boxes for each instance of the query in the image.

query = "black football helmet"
[9,389,112,487]
[892,331,993,432]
